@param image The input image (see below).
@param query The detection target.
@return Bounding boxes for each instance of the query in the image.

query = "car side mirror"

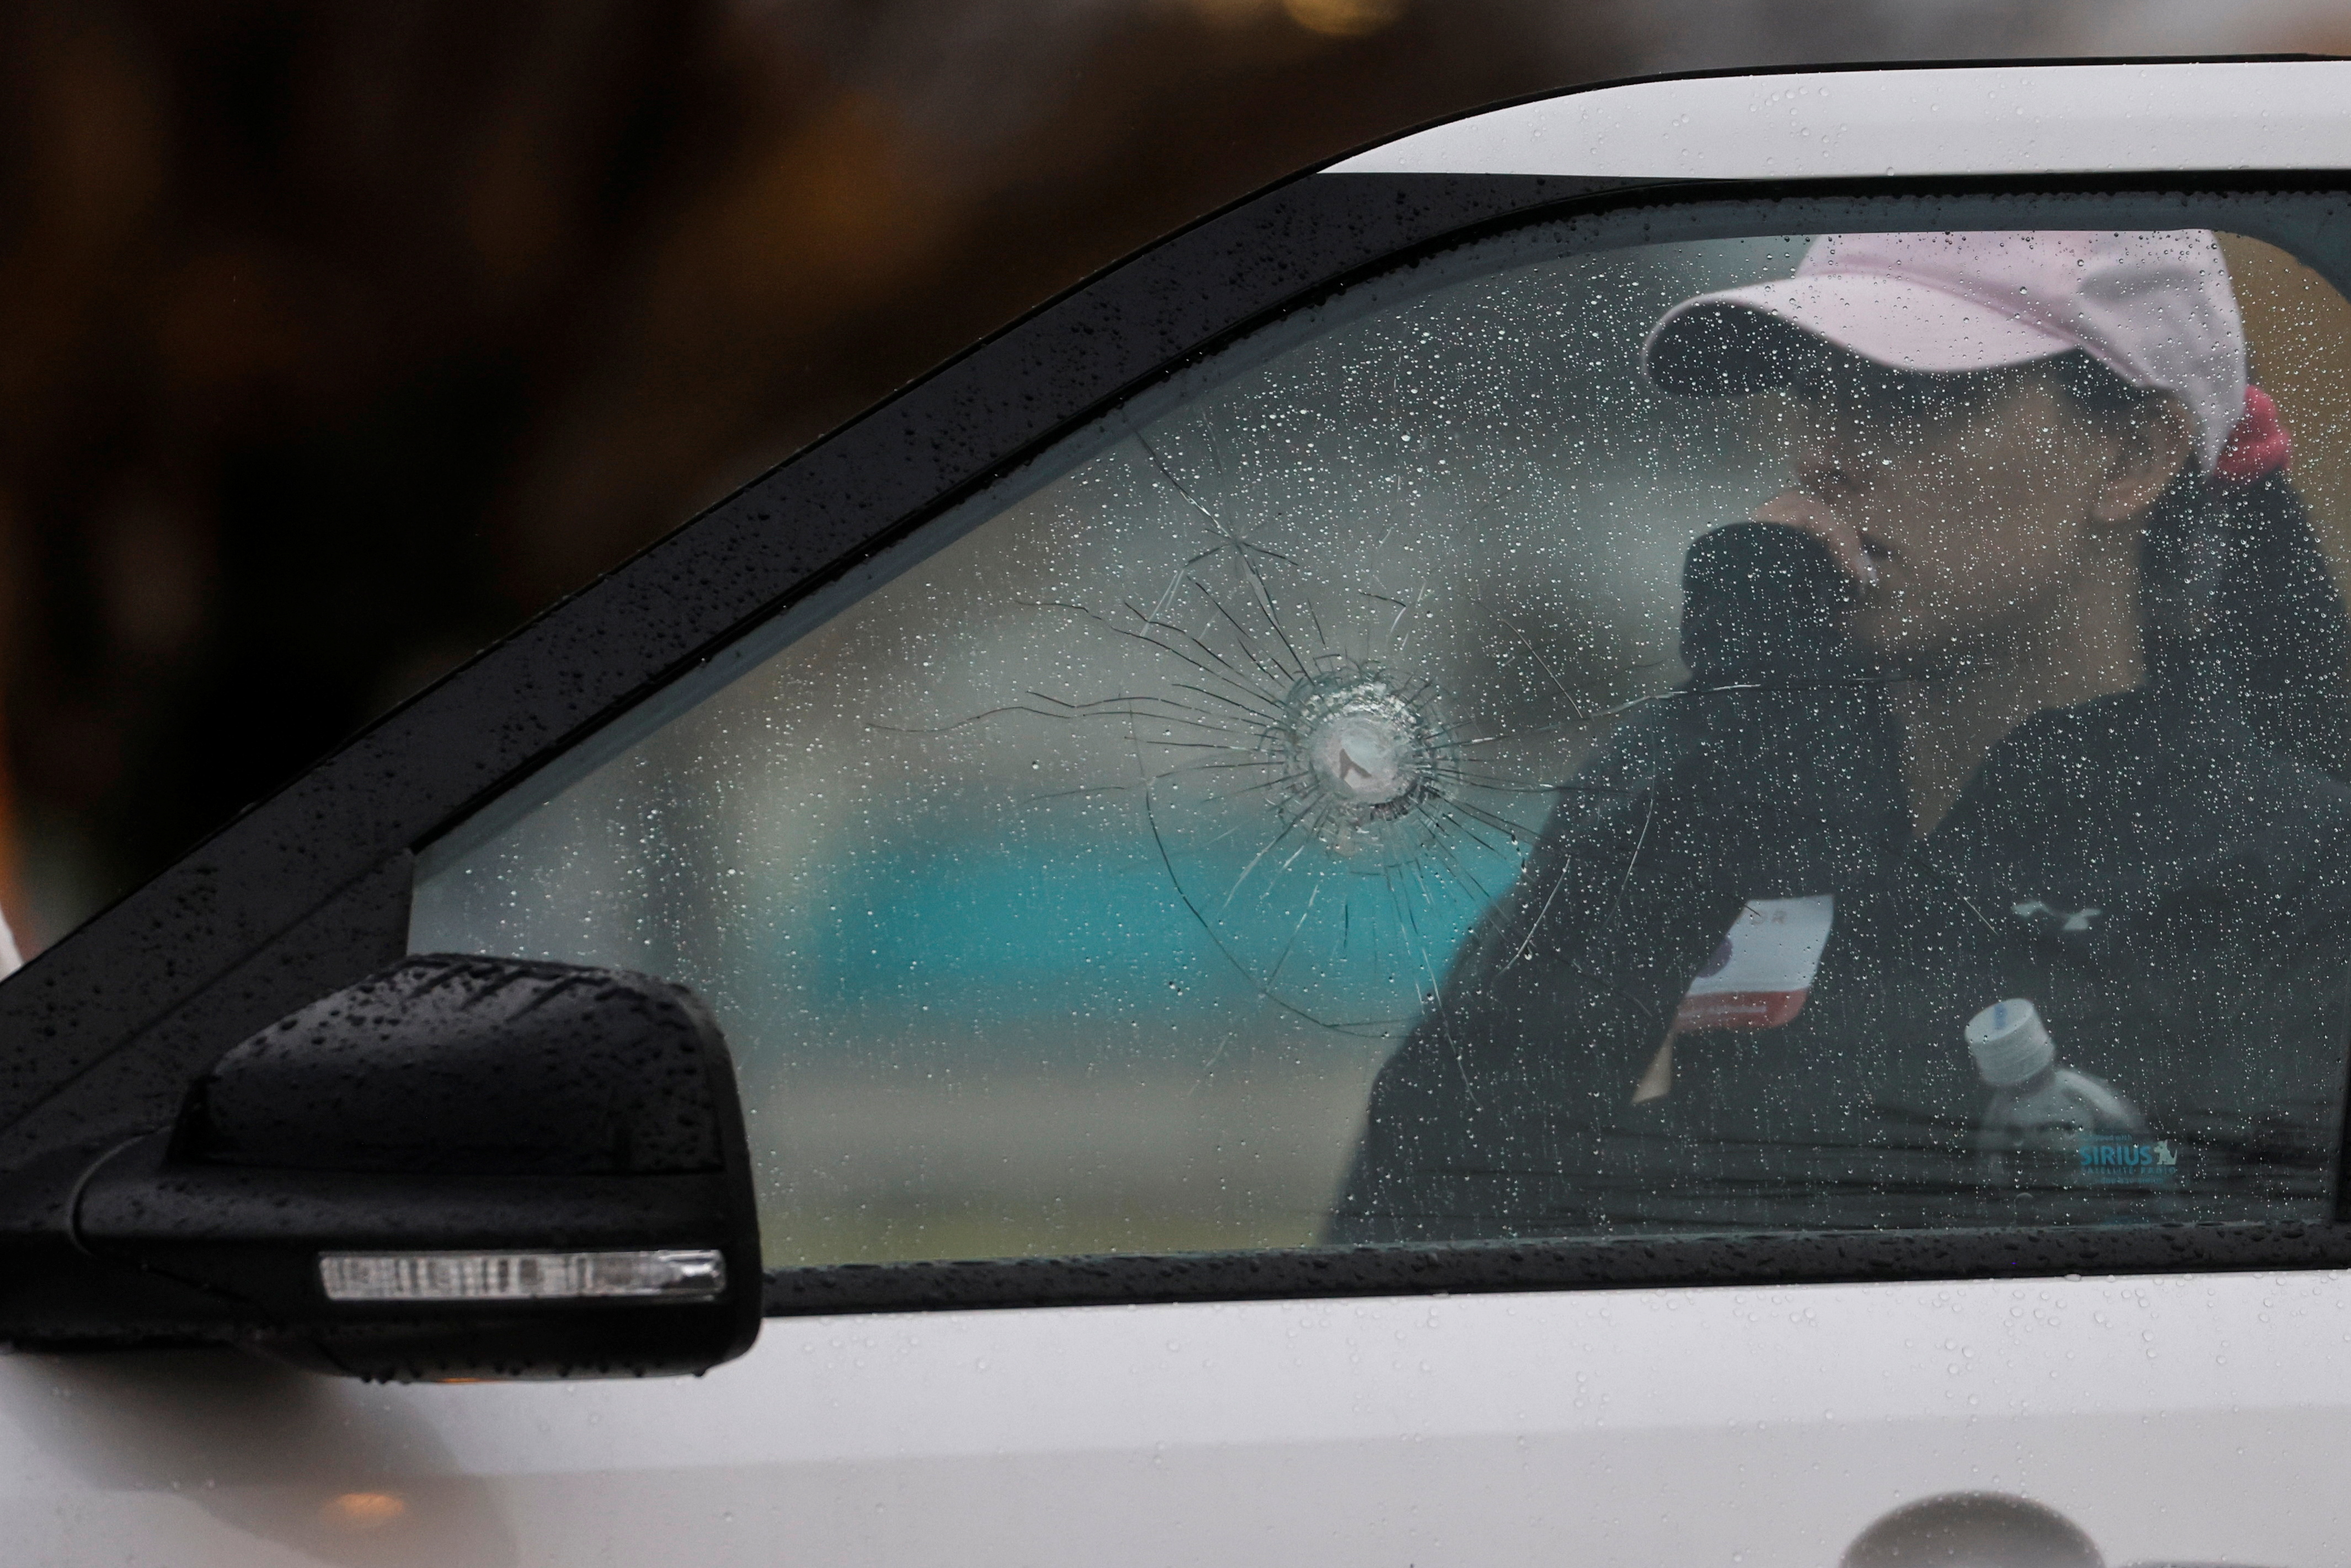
[3,955,761,1381]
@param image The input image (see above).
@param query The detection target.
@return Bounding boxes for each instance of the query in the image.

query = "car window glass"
[412,215,2351,1265]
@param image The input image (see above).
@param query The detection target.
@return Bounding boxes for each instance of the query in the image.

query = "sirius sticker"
[2078,1136,2182,1186]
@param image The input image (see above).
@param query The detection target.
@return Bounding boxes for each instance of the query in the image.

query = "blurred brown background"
[6,0,2351,951]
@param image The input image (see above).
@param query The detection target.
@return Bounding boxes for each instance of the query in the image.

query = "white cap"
[1644,230,2249,470]
[1965,998,2056,1088]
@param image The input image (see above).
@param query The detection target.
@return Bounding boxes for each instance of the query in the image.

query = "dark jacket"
[1329,530,2351,1242]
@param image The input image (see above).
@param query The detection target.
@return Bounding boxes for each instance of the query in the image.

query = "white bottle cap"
[1965,998,2056,1088]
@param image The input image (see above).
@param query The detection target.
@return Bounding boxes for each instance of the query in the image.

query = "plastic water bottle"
[1966,999,2165,1191]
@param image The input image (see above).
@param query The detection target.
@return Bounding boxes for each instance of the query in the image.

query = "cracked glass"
[413,214,2351,1265]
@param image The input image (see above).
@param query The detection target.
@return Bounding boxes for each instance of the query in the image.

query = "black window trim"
[8,73,2351,1314]
[762,1222,2351,1318]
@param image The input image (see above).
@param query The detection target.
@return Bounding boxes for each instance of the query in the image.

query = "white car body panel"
[8,1270,2351,1565]
[1326,60,2351,179]
[13,60,2351,1566]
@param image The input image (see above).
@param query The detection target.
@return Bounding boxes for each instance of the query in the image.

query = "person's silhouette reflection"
[1331,231,2351,1241]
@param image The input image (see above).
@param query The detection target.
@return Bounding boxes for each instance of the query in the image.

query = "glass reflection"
[411,223,2351,1264]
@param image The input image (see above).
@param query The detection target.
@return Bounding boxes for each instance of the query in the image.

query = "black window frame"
[14,67,2351,1317]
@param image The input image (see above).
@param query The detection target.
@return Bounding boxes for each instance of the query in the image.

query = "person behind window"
[1329,230,2351,1242]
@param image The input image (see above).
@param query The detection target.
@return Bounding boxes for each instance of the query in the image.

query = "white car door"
[11,58,2351,1568]
[10,1271,2351,1566]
